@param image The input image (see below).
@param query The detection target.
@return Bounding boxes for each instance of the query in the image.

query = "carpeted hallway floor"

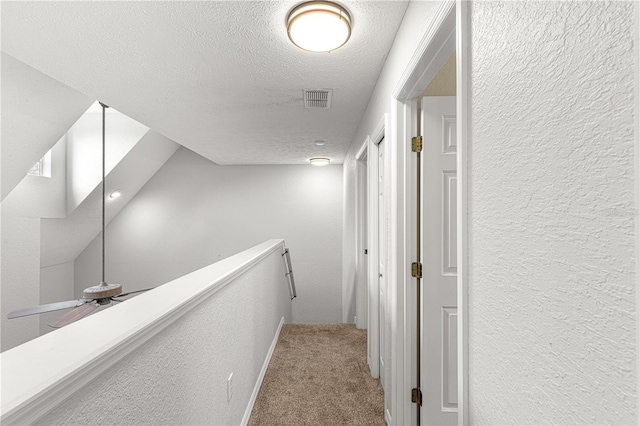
[248,323,385,426]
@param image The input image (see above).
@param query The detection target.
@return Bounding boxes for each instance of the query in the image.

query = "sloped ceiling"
[1,53,93,200]
[0,1,409,166]
[40,131,179,268]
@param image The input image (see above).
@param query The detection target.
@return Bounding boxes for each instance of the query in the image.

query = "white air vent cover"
[303,89,333,109]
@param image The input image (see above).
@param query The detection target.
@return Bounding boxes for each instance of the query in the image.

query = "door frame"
[365,134,379,378]
[365,115,388,381]
[355,139,369,330]
[390,0,469,424]
[634,1,639,417]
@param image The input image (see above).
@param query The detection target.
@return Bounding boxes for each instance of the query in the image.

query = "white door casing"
[378,136,393,425]
[420,96,457,425]
[356,141,368,330]
[379,137,386,386]
[372,116,393,424]
[367,136,380,379]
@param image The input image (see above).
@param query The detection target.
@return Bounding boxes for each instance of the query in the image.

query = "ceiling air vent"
[303,89,333,109]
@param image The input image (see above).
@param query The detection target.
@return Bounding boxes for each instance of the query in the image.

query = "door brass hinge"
[411,136,423,152]
[411,262,422,278]
[411,388,423,406]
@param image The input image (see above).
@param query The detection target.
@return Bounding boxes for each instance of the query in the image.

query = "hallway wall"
[1,138,68,351]
[0,217,40,352]
[74,147,343,323]
[342,0,442,323]
[343,0,638,424]
[467,1,637,423]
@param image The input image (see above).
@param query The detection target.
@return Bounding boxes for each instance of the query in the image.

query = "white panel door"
[420,97,457,425]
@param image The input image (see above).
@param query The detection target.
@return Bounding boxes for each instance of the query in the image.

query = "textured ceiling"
[1,1,409,165]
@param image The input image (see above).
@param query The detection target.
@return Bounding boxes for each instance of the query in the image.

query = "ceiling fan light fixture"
[287,1,352,52]
[310,157,331,166]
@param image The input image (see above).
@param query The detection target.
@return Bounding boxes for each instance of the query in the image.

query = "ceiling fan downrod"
[99,102,109,287]
[85,102,123,300]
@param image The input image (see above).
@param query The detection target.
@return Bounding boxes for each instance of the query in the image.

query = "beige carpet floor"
[248,323,385,426]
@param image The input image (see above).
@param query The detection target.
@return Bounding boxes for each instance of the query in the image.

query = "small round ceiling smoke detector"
[287,1,352,52]
[310,157,331,166]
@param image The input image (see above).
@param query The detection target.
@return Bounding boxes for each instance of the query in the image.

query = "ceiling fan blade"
[7,299,88,319]
[48,301,100,328]
[115,287,155,299]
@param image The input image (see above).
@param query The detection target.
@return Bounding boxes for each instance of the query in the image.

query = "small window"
[28,150,52,178]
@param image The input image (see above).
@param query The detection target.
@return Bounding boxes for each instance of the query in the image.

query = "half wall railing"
[1,239,294,425]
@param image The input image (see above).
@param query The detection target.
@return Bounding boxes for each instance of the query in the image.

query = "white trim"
[367,135,379,378]
[367,133,380,379]
[241,316,285,426]
[1,239,286,426]
[456,2,470,423]
[356,137,368,161]
[634,1,640,422]
[393,0,456,101]
[367,114,388,381]
[356,138,369,330]
[372,115,386,145]
[391,96,418,426]
[391,0,462,424]
[376,114,393,423]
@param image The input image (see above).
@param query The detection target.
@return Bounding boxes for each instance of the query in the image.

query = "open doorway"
[418,52,458,425]
[389,1,469,424]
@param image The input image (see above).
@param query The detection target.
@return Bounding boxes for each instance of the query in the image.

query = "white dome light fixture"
[109,190,122,199]
[310,157,331,166]
[287,1,352,53]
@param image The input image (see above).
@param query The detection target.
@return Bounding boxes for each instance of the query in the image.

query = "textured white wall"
[65,109,148,214]
[422,52,455,97]
[342,1,442,323]
[1,137,67,219]
[32,246,290,425]
[75,148,343,323]
[468,1,637,423]
[0,217,40,352]
[1,136,69,351]
[39,262,74,336]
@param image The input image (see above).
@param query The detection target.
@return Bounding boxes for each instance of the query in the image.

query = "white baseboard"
[240,316,285,426]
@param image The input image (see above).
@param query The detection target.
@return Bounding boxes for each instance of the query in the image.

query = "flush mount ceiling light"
[310,157,331,166]
[287,1,352,52]
[109,190,122,199]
